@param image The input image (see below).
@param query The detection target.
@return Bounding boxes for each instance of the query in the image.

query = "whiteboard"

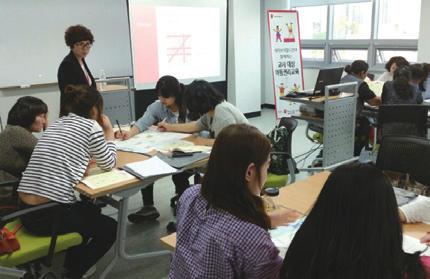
[0,0,133,88]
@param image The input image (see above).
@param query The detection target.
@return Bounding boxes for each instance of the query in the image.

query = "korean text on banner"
[267,10,304,118]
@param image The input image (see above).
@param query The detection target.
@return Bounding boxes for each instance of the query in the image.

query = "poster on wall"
[267,10,304,118]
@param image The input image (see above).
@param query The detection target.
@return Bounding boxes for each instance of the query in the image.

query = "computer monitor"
[313,67,344,96]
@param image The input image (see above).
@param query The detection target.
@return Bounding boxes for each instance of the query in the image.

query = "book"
[81,169,136,190]
[122,156,179,179]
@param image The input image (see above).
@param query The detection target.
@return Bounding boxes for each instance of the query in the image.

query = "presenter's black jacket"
[57,51,96,116]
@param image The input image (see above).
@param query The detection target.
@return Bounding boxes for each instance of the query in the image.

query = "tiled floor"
[6,108,319,279]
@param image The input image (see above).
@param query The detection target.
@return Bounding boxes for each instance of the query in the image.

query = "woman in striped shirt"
[18,85,117,279]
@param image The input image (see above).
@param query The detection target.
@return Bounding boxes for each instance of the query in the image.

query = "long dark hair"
[184,79,225,115]
[155,75,186,122]
[393,66,413,100]
[62,85,103,120]
[7,96,48,128]
[201,124,271,230]
[281,163,425,279]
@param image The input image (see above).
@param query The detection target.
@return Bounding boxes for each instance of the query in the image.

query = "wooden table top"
[160,171,430,249]
[76,135,210,198]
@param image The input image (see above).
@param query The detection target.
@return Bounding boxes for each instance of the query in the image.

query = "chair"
[0,173,20,217]
[265,117,298,188]
[377,105,429,142]
[376,135,430,186]
[0,203,83,278]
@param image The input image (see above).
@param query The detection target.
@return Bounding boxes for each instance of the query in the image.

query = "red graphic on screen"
[131,5,159,83]
[166,34,191,63]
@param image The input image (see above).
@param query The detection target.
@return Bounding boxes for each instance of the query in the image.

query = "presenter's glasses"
[75,41,92,49]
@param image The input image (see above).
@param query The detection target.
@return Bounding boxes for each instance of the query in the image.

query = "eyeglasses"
[75,41,92,49]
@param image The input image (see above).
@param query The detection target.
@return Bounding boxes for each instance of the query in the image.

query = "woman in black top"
[57,25,96,116]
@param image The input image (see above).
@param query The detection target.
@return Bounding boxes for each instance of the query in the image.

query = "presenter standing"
[57,25,96,116]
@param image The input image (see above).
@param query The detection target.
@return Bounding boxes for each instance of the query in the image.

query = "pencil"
[116,120,123,134]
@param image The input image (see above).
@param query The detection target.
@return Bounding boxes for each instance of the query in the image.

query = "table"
[76,148,208,279]
[160,171,430,249]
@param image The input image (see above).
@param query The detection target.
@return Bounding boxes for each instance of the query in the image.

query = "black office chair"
[377,105,429,143]
[265,117,299,188]
[376,135,430,187]
[0,171,20,217]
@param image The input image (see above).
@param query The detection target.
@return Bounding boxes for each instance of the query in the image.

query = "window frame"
[292,0,419,72]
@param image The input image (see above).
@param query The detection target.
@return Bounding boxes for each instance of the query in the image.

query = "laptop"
[289,67,344,98]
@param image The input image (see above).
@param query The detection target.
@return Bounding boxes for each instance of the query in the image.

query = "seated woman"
[0,96,48,178]
[340,60,381,155]
[281,163,428,279]
[115,75,201,224]
[377,56,410,82]
[170,124,299,279]
[158,79,248,146]
[419,63,430,100]
[18,85,117,279]
[400,198,430,251]
[382,66,424,105]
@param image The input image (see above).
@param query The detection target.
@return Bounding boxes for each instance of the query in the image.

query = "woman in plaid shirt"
[170,124,297,279]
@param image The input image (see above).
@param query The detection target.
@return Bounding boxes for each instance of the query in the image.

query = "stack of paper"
[81,169,136,190]
[270,217,305,259]
[365,80,384,97]
[122,156,179,179]
[403,234,430,256]
[163,140,212,153]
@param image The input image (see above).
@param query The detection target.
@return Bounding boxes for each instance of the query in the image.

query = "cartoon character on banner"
[284,23,295,42]
[289,83,301,93]
[273,25,282,42]
[278,83,285,97]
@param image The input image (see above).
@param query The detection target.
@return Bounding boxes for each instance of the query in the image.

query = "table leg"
[100,195,171,278]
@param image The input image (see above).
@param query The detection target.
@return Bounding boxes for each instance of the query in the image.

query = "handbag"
[0,222,22,255]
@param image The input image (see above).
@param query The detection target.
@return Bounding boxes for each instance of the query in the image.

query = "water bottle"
[99,69,107,91]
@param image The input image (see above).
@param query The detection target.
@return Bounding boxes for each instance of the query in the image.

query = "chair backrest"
[376,135,430,186]
[278,117,298,156]
[377,105,428,141]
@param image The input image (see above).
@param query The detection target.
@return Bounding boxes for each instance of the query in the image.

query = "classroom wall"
[0,0,263,123]
[0,86,60,129]
[418,0,430,62]
[227,0,262,115]
[261,0,289,106]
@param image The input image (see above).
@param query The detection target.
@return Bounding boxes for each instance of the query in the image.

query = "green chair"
[265,117,298,189]
[0,202,82,279]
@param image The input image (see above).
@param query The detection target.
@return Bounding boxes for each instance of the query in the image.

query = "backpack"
[267,125,291,175]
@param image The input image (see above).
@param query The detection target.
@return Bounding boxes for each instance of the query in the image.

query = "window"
[376,50,418,64]
[292,0,420,68]
[377,0,421,39]
[332,2,372,40]
[302,49,325,61]
[295,6,327,39]
[332,49,368,63]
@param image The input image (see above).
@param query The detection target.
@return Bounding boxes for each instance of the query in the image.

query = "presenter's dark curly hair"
[64,25,94,48]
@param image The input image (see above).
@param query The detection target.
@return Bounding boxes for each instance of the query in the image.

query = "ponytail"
[345,60,369,75]
[344,65,352,75]
[62,85,103,120]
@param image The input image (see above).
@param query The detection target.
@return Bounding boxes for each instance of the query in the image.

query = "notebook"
[122,156,178,179]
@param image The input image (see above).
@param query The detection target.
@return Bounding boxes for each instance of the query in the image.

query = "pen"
[116,120,123,134]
